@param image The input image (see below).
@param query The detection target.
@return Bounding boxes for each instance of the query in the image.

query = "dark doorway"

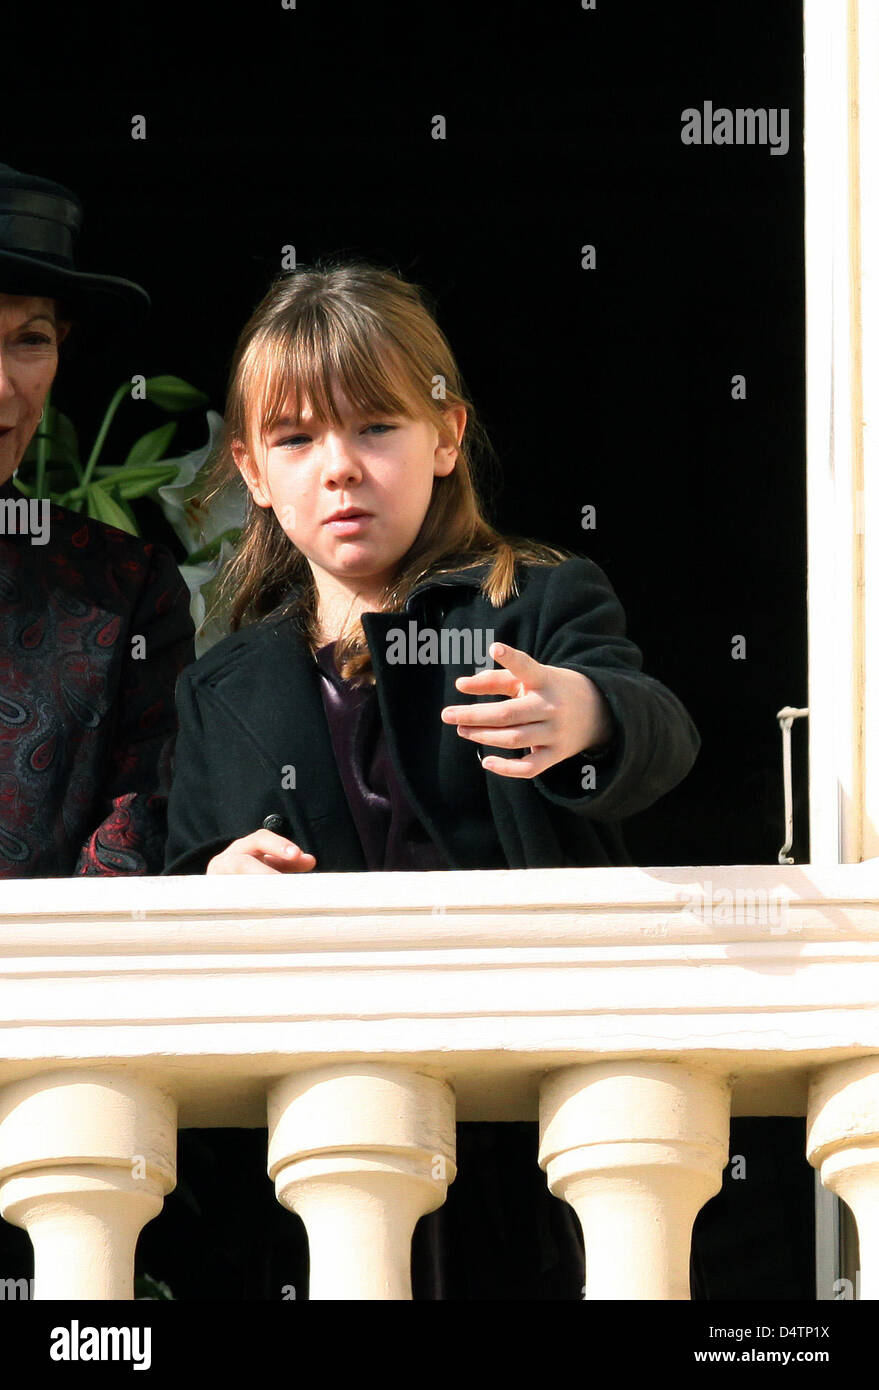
[1,0,812,1302]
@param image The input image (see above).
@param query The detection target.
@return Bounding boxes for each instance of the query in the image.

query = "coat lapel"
[360,567,495,868]
[207,565,494,870]
[207,616,367,868]
[360,608,465,865]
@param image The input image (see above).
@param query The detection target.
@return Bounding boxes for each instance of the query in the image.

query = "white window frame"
[805,0,879,1299]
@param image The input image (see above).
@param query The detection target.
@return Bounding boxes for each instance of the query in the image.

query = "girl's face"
[233,380,466,601]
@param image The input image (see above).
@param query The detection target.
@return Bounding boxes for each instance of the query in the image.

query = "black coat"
[163,555,700,875]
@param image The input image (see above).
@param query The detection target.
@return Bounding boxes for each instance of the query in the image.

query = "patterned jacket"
[0,474,195,876]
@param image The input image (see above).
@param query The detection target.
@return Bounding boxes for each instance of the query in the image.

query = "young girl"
[161,259,701,1298]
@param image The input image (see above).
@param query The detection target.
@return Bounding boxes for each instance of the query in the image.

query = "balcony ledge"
[1,862,877,1125]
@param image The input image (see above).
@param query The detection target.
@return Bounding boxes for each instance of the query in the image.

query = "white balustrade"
[808,1055,879,1299]
[0,862,876,1299]
[0,1070,176,1299]
[267,1064,456,1299]
[539,1061,731,1300]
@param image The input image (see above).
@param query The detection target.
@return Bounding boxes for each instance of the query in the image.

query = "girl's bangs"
[245,314,426,449]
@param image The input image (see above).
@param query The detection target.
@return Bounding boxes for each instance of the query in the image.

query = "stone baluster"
[539,1060,731,1299]
[0,1069,177,1300]
[267,1063,456,1300]
[807,1054,879,1299]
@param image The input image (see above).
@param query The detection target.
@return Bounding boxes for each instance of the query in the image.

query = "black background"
[3,0,809,868]
[0,0,814,1304]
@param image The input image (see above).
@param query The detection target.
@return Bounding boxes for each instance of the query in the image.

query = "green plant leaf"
[15,467,80,501]
[96,462,182,500]
[134,1273,175,1301]
[45,406,80,466]
[116,495,139,530]
[144,376,209,413]
[84,483,139,535]
[21,408,80,469]
[122,422,178,469]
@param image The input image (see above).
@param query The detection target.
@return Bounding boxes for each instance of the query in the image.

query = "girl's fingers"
[257,848,317,872]
[456,721,550,748]
[481,748,556,779]
[235,856,287,874]
[488,643,545,684]
[453,669,521,695]
[442,692,545,728]
[208,854,284,875]
[240,829,312,858]
[209,848,316,875]
[206,829,317,874]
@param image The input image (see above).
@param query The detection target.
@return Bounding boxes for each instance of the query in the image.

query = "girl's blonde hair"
[200,257,573,682]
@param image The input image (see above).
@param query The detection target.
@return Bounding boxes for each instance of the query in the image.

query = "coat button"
[262,814,288,833]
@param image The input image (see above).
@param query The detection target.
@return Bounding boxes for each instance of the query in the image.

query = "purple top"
[315,640,451,870]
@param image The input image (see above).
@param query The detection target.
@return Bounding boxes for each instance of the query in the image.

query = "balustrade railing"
[0,862,877,1299]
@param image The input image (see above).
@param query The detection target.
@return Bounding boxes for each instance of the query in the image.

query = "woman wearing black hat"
[0,163,195,875]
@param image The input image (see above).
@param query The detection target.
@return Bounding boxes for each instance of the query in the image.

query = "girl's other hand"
[441,641,615,779]
[206,829,317,874]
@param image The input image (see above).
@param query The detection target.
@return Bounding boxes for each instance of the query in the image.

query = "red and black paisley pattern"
[0,476,195,877]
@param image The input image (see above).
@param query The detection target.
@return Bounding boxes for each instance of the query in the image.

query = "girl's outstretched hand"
[441,641,615,780]
[206,829,317,874]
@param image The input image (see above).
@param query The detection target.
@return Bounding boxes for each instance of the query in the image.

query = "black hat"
[0,163,150,327]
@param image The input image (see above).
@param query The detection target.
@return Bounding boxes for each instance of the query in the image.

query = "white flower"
[179,536,242,657]
[156,410,245,553]
[155,411,247,655]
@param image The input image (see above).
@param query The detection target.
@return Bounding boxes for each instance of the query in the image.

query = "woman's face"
[0,294,69,482]
[233,377,466,604]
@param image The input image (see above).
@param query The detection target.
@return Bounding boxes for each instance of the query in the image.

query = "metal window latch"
[776,705,809,863]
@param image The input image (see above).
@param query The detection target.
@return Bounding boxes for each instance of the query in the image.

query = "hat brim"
[0,248,150,328]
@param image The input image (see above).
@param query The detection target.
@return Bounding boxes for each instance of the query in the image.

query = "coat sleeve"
[527,556,701,820]
[161,669,234,875]
[73,543,196,875]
